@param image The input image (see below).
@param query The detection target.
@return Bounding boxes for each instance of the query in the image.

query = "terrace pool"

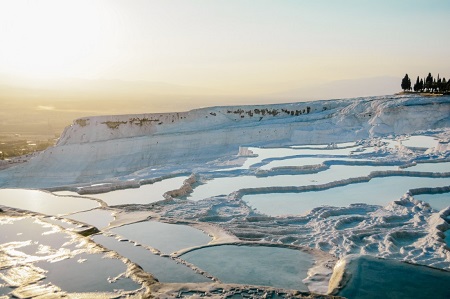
[181,245,314,291]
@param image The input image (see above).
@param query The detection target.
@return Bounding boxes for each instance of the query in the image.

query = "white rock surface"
[1,94,449,188]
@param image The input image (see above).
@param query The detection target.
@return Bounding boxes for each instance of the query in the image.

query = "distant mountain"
[0,74,401,103]
[270,76,401,101]
[0,75,215,98]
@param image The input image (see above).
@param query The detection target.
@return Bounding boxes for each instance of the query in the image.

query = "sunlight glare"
[0,0,117,79]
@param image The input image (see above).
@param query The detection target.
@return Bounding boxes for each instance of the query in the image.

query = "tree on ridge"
[401,74,411,91]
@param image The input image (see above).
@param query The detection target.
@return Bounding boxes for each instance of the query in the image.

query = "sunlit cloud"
[36,105,56,111]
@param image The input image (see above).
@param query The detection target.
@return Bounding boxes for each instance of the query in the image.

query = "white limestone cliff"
[0,94,449,188]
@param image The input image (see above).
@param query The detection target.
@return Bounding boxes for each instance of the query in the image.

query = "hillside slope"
[1,94,449,188]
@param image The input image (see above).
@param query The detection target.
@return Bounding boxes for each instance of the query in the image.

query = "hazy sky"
[1,0,449,96]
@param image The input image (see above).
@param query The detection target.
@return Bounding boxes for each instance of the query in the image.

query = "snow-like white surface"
[1,94,450,297]
[0,94,449,188]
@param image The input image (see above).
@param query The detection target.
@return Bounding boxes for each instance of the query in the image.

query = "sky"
[1,0,450,100]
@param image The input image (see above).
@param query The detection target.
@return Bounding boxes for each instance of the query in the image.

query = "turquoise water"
[241,145,364,169]
[403,162,450,172]
[243,177,450,216]
[188,165,396,201]
[337,256,450,299]
[111,221,211,254]
[0,189,99,215]
[414,192,450,211]
[181,245,314,291]
[259,157,371,170]
[93,234,210,283]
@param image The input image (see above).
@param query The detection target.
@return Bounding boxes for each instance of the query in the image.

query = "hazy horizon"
[1,1,449,98]
[1,1,449,138]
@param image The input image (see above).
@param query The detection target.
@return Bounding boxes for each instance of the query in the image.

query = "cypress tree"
[401,74,411,91]
[414,76,420,92]
[425,73,433,91]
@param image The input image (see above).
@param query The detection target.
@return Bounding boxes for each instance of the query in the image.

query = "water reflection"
[0,189,99,215]
[243,177,450,216]
[111,221,211,254]
[182,245,313,291]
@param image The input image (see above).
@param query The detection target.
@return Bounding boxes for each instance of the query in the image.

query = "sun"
[0,0,116,79]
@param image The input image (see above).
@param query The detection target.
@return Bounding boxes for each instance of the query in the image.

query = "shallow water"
[413,192,450,211]
[290,144,330,149]
[0,216,139,294]
[55,176,188,206]
[0,217,71,251]
[403,162,450,172]
[259,157,371,170]
[337,256,450,299]
[67,209,114,229]
[241,146,363,169]
[0,283,9,296]
[243,177,450,216]
[110,221,211,254]
[401,135,438,148]
[2,133,449,296]
[35,252,140,292]
[188,165,396,201]
[92,234,210,283]
[181,245,313,291]
[91,176,188,205]
[0,189,99,215]
[40,216,79,229]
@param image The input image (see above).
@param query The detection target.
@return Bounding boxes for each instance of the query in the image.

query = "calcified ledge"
[46,173,191,195]
[99,217,337,295]
[254,157,450,178]
[409,185,450,196]
[1,94,449,188]
[254,159,404,177]
[44,156,450,196]
[231,170,450,199]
